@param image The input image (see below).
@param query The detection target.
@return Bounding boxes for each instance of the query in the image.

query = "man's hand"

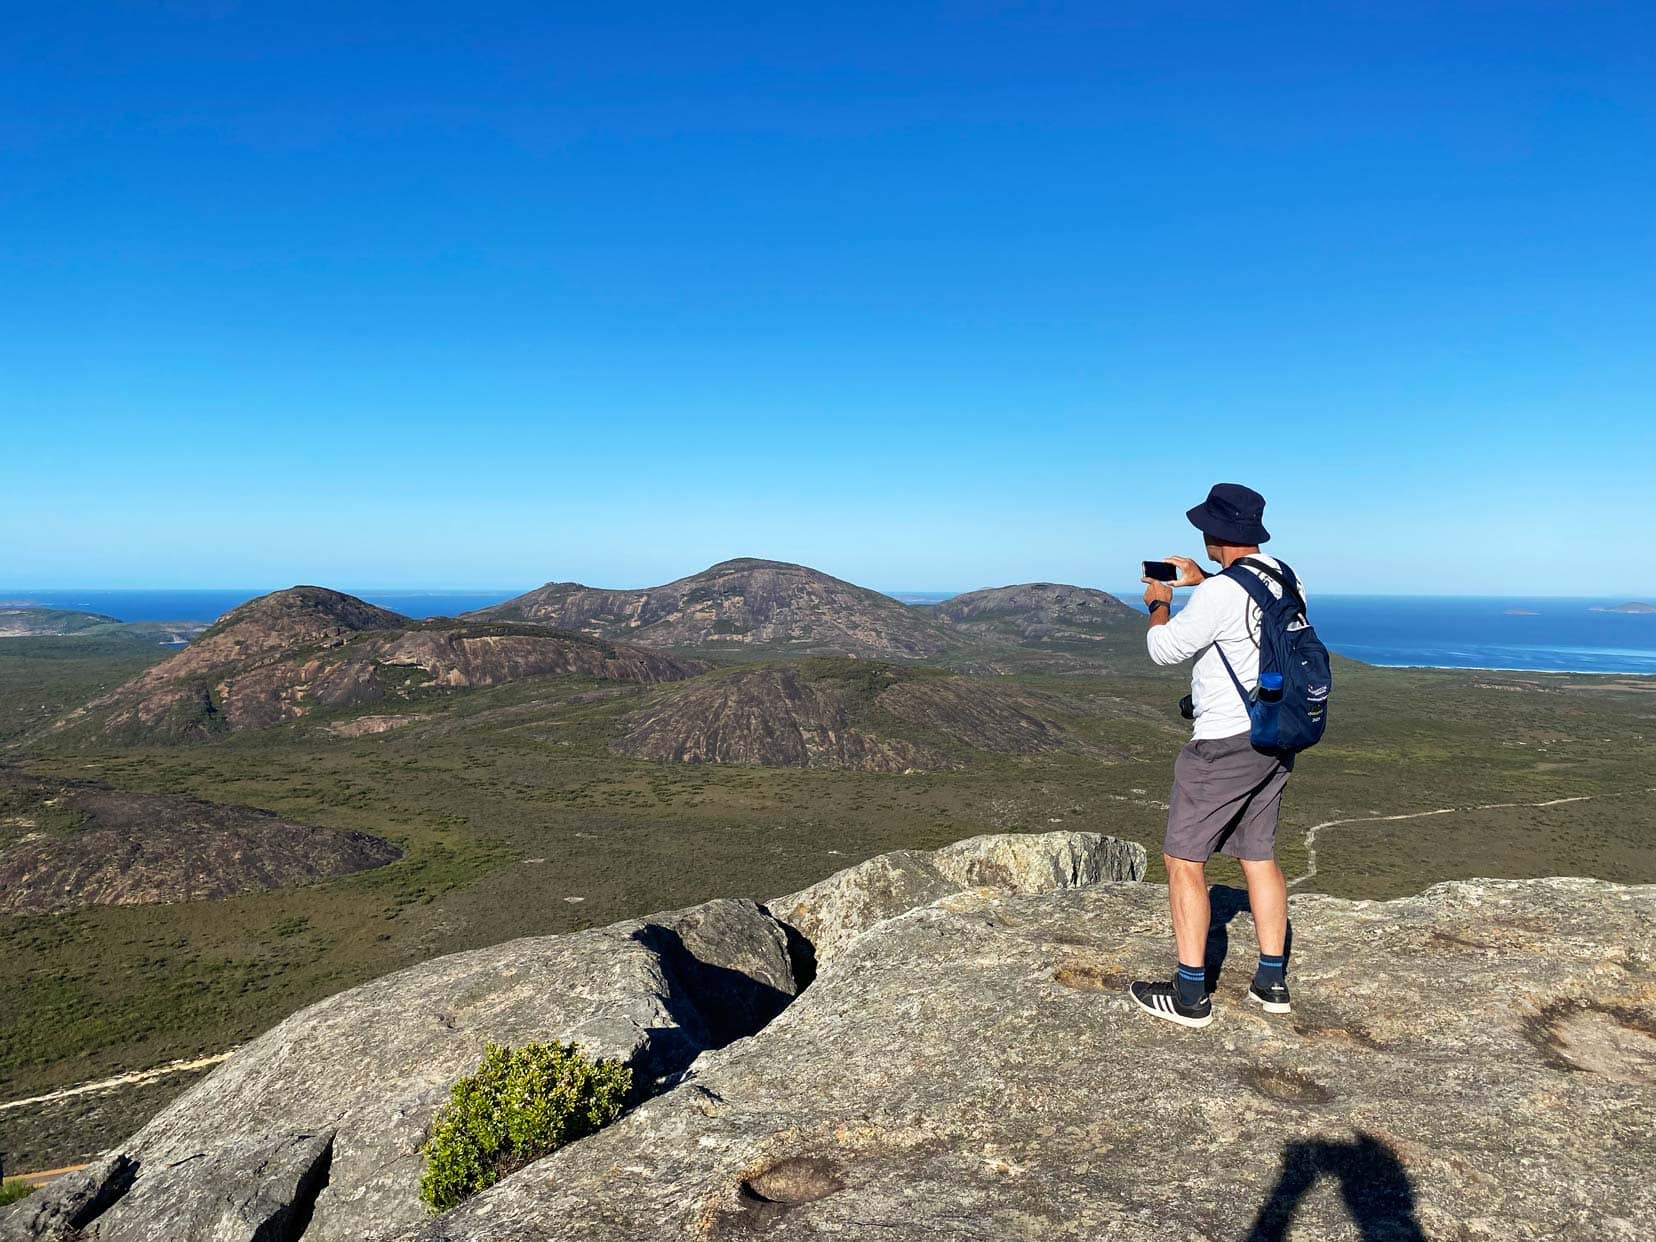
[1164,555,1208,588]
[1141,578,1173,626]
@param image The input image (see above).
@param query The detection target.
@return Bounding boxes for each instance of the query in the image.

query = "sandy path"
[1290,788,1655,889]
[9,1162,90,1185]
[0,1049,238,1116]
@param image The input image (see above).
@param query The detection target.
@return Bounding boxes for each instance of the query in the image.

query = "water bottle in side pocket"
[1249,671,1284,749]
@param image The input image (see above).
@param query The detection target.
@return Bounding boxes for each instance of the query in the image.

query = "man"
[1129,482,1302,1030]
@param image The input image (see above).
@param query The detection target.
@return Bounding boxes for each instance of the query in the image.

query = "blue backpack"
[1214,557,1331,753]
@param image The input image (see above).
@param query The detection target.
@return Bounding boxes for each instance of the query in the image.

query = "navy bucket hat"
[1186,482,1271,544]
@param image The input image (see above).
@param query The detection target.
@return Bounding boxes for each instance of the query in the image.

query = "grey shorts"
[1163,732,1293,863]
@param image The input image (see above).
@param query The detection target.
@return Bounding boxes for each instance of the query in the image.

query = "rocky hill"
[5,833,1650,1242]
[471,559,953,658]
[49,587,696,740]
[924,582,1139,645]
[0,771,399,914]
[185,586,411,658]
[611,661,1078,771]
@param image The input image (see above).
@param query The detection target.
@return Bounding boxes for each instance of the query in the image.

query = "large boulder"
[79,1131,335,1242]
[0,1155,137,1242]
[1,831,1134,1242]
[395,877,1656,1242]
[769,829,1147,964]
[8,898,798,1242]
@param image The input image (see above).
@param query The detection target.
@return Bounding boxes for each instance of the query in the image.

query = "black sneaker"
[1129,979,1213,1029]
[1246,979,1292,1014]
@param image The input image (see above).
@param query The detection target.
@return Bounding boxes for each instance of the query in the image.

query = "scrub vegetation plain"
[1,568,1653,1171]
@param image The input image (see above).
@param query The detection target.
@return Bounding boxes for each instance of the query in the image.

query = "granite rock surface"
[0,832,1139,1241]
[396,877,1656,1242]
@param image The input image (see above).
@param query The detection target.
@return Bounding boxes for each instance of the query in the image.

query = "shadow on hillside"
[1243,1132,1427,1241]
[1204,884,1293,993]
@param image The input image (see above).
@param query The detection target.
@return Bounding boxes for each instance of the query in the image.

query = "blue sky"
[4,3,1653,595]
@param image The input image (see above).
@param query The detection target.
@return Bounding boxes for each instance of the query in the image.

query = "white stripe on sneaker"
[1129,983,1215,1029]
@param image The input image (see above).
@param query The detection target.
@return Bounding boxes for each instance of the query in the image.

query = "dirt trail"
[1290,788,1655,889]
[0,1049,238,1116]
[10,1162,90,1185]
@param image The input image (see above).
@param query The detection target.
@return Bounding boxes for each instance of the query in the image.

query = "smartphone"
[1142,560,1178,583]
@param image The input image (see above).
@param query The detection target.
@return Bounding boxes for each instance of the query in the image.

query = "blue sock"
[1255,953,1286,987]
[1175,962,1206,1005]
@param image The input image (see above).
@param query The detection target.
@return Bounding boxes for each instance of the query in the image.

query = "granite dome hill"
[49,586,696,741]
[469,558,955,659]
[611,660,1085,771]
[923,581,1139,646]
[0,770,400,915]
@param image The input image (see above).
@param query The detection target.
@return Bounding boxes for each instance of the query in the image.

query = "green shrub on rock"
[0,1179,38,1207]
[418,1041,632,1213]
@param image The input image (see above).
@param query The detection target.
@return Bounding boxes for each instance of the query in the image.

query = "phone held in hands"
[1142,560,1178,583]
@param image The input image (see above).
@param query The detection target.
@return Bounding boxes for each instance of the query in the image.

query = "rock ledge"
[2,831,1143,1242]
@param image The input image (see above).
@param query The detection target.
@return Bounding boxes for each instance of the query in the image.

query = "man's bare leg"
[1238,857,1287,957]
[1165,853,1211,969]
[1128,852,1217,1027]
[1239,856,1291,1012]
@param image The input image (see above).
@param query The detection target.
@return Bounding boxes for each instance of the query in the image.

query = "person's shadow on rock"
[1243,1133,1427,1241]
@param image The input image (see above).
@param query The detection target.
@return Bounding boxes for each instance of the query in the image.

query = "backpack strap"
[1219,560,1277,611]
[1225,556,1307,619]
[1214,557,1305,711]
[1213,642,1252,710]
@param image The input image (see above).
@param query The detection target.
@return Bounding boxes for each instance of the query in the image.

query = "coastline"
[1350,659,1656,678]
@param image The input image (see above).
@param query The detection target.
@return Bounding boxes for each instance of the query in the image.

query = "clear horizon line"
[3,585,1654,603]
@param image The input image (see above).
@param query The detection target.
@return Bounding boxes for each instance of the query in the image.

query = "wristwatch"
[1148,600,1170,615]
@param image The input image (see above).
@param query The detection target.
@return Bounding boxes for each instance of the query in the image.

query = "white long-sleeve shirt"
[1146,555,1307,741]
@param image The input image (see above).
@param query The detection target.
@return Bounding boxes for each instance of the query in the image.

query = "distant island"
[1503,608,1539,616]
[0,607,208,645]
[0,606,121,637]
[1591,601,1656,614]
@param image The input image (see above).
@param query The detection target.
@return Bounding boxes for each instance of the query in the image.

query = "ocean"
[4,588,1653,676]
[1291,594,1656,675]
[1124,591,1656,676]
